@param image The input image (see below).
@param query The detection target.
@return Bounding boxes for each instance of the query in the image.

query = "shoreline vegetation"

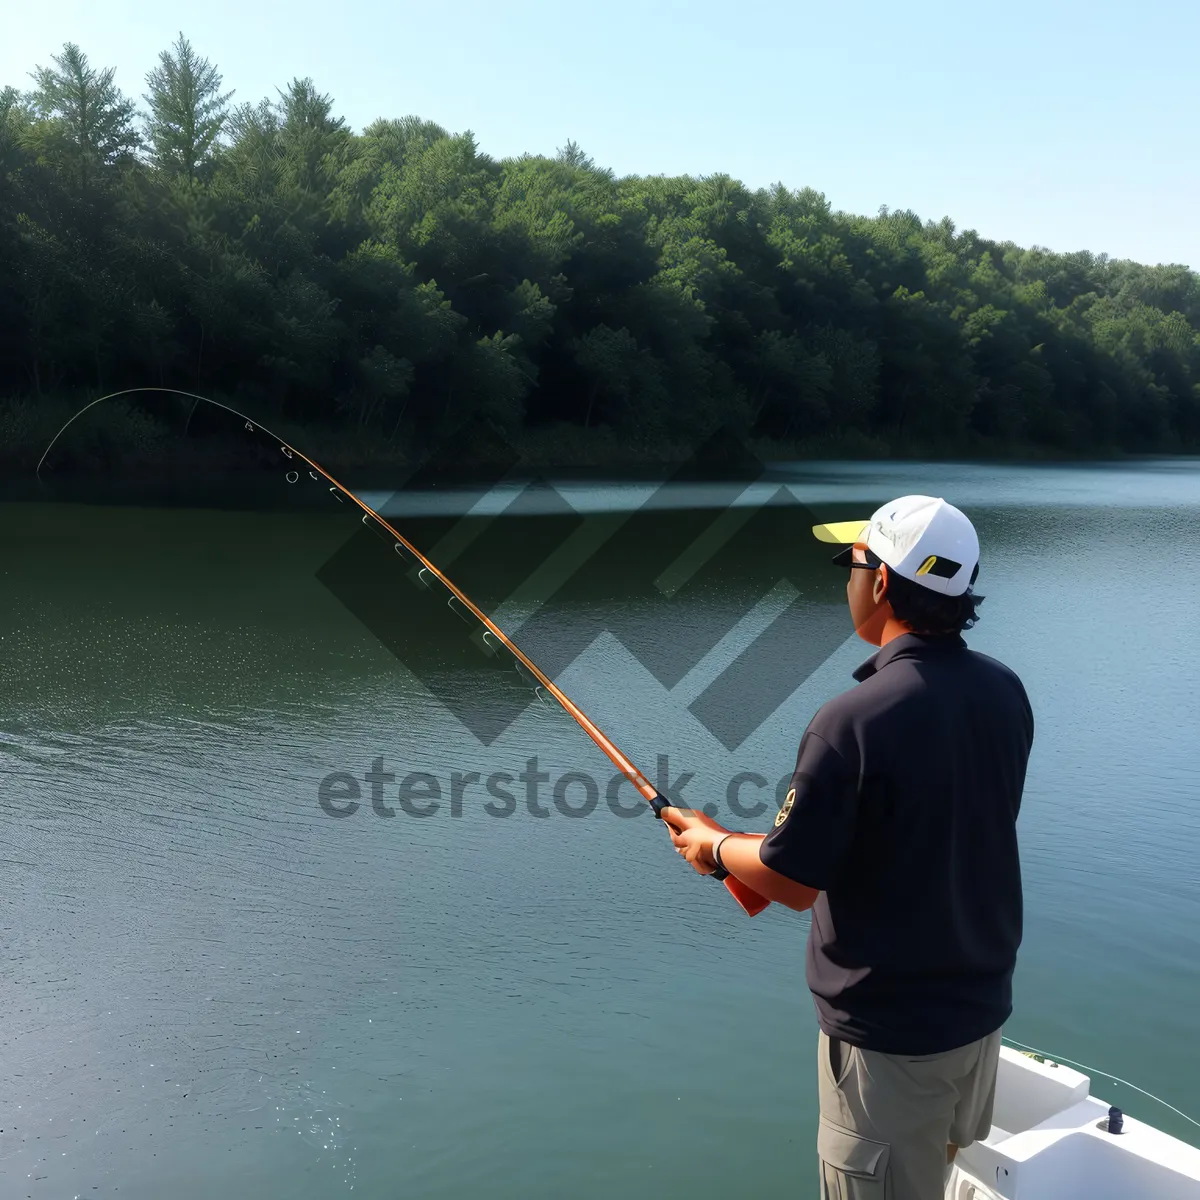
[4,389,1177,489]
[3,38,1199,486]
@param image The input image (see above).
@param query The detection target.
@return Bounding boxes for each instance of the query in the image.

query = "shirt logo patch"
[775,788,796,828]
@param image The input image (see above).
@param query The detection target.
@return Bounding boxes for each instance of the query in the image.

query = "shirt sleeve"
[758,728,859,892]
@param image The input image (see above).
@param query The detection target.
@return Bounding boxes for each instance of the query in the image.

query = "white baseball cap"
[812,495,980,597]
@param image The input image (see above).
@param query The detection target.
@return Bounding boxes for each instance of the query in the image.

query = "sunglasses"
[831,542,883,570]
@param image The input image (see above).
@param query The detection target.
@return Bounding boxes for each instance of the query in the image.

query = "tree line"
[2,36,1199,473]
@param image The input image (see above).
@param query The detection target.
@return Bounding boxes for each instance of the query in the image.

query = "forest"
[2,37,1199,475]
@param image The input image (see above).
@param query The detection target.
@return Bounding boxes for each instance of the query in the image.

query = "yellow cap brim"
[811,519,870,545]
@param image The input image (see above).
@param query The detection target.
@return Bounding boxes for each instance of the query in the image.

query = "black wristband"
[712,833,735,879]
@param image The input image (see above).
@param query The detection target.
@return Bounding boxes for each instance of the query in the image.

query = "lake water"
[2,459,1199,1199]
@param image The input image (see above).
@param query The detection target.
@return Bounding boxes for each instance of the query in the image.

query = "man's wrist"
[712,832,735,874]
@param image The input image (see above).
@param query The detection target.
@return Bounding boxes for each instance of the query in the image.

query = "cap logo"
[916,555,938,576]
[873,519,899,546]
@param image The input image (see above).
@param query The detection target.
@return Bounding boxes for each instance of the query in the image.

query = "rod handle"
[651,792,770,917]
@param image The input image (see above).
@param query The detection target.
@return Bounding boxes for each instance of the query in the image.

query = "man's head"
[813,495,984,645]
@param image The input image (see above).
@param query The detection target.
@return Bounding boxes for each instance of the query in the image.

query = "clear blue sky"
[6,0,1198,270]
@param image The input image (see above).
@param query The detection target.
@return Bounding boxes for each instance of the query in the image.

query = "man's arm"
[660,811,820,912]
[716,833,820,911]
[662,726,857,909]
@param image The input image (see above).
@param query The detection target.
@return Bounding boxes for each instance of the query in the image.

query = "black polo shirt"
[760,632,1034,1055]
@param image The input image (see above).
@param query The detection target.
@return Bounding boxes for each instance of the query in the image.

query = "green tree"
[573,324,642,428]
[0,86,33,173]
[275,77,349,194]
[28,43,139,190]
[143,34,232,181]
[222,97,282,198]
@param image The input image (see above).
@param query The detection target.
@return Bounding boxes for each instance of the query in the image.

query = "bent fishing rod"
[38,388,770,917]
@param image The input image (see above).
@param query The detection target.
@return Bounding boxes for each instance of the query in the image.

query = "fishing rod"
[37,388,770,917]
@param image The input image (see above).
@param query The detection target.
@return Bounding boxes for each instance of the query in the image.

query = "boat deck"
[948,1049,1200,1199]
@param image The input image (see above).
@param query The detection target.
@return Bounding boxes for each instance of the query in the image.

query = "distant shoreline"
[6,389,1197,507]
[7,427,1197,510]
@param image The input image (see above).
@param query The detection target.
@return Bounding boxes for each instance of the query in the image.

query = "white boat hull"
[947,1048,1200,1199]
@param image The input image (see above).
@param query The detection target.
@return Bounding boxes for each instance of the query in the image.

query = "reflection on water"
[369,457,1200,517]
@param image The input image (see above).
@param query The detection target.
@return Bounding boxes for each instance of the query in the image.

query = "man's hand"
[661,805,817,914]
[660,806,729,875]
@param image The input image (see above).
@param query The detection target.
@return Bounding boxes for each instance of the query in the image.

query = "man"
[664,494,1034,1200]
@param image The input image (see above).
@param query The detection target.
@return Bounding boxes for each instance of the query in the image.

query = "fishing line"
[38,387,769,916]
[39,391,1199,1135]
[1002,1035,1200,1131]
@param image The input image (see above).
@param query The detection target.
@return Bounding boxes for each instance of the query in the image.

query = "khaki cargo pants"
[816,1028,1001,1200]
